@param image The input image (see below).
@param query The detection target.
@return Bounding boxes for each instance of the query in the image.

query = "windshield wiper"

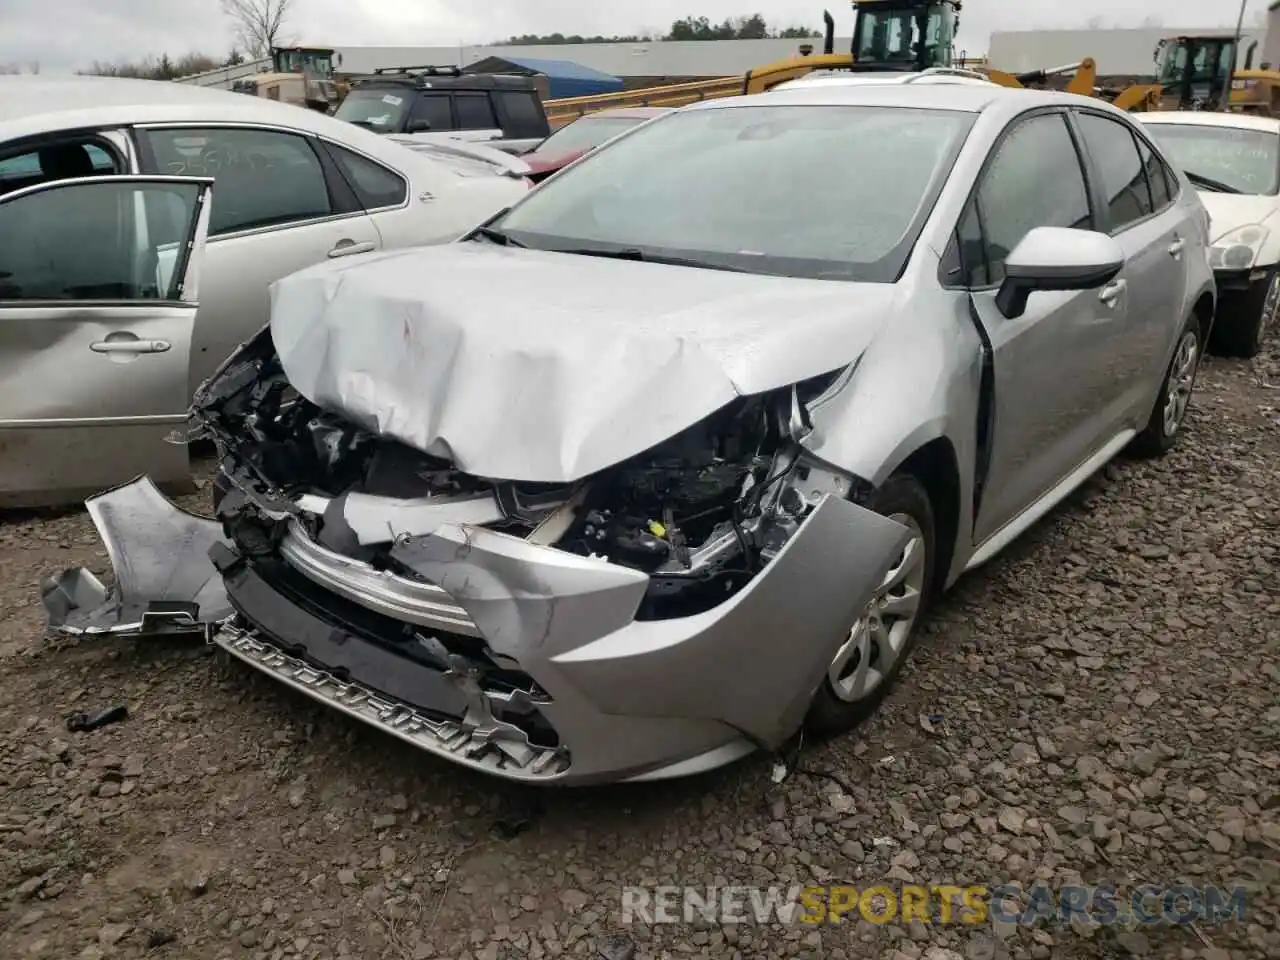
[556,247,746,272]
[474,225,526,247]
[1183,170,1242,194]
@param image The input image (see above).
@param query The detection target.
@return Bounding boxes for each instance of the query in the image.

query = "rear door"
[0,175,212,507]
[1071,109,1189,414]
[136,124,383,392]
[961,110,1126,546]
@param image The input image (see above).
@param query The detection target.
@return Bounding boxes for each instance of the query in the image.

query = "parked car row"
[33,79,1250,786]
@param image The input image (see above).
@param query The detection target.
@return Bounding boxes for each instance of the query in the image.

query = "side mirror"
[405,118,432,133]
[995,226,1124,320]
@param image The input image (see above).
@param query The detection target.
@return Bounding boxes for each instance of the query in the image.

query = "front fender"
[802,297,981,485]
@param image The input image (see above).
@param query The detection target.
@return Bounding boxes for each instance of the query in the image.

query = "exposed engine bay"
[193,329,857,620]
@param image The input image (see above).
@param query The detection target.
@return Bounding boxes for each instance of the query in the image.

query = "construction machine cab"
[849,0,960,72]
[271,46,337,79]
[1154,35,1235,110]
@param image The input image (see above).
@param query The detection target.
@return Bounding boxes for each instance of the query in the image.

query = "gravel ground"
[1,345,1278,960]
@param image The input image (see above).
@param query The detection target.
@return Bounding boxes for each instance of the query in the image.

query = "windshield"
[495,104,974,282]
[855,5,953,68]
[335,88,410,133]
[536,115,653,156]
[1146,123,1280,195]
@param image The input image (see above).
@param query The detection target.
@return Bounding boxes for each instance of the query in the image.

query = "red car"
[522,106,673,182]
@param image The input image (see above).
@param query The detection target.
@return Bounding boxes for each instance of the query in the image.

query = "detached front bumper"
[43,476,909,786]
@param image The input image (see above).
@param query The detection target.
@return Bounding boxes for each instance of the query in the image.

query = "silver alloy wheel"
[1162,330,1199,437]
[827,513,926,703]
[1260,272,1280,346]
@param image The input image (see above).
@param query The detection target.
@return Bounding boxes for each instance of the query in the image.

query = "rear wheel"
[1212,266,1277,359]
[806,474,935,735]
[1132,315,1202,457]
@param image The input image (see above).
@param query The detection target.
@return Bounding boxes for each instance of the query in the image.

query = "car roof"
[0,75,393,151]
[686,81,1095,116]
[348,73,537,92]
[1137,110,1280,134]
[580,107,673,120]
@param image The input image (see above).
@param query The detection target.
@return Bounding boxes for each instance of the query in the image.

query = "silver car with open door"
[0,175,211,507]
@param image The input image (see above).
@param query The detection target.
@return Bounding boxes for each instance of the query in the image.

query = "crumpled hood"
[1200,192,1280,242]
[269,243,900,483]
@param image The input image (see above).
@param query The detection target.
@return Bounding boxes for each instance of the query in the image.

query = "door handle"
[90,339,171,354]
[327,240,376,258]
[1167,237,1186,258]
[1098,279,1126,307]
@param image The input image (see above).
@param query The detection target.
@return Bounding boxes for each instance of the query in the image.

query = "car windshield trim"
[496,105,977,284]
[1183,169,1243,194]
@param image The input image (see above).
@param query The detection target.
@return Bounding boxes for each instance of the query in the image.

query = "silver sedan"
[45,82,1214,785]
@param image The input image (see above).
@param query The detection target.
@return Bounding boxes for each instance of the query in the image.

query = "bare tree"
[220,0,294,59]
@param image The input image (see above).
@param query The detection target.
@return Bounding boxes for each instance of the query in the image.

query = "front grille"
[214,622,570,779]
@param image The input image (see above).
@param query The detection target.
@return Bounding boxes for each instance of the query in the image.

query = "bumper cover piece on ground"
[42,476,232,636]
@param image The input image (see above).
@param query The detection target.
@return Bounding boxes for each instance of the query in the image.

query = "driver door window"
[971,112,1093,284]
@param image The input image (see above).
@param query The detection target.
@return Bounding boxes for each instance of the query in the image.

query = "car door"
[0,175,211,508]
[136,125,384,393]
[1072,110,1189,415]
[314,140,417,246]
[963,110,1128,548]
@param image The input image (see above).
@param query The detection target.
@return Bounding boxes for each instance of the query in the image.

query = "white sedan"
[0,76,529,507]
[1140,111,1280,357]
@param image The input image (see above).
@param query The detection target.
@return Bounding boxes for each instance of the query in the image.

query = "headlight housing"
[1210,224,1270,270]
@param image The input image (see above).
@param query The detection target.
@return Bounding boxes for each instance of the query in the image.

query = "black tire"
[1132,314,1203,458]
[806,474,936,736]
[1211,266,1276,359]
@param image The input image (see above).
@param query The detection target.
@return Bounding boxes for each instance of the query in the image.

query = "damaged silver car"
[44,83,1215,785]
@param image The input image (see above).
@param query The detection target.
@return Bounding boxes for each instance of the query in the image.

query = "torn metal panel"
[268,243,889,482]
[42,476,231,636]
[391,524,651,655]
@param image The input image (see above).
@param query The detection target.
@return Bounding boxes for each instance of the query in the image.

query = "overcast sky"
[0,0,1266,73]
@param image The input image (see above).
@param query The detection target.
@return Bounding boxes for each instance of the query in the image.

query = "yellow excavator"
[543,1,1164,127]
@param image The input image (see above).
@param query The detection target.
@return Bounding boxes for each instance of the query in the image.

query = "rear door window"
[498,91,545,137]
[141,126,333,236]
[454,93,498,130]
[1076,112,1154,232]
[323,143,408,210]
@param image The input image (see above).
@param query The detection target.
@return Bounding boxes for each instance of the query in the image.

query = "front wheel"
[1132,316,1202,457]
[806,474,936,736]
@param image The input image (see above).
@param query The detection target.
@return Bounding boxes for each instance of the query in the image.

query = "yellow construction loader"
[232,46,346,113]
[1152,33,1280,116]
[543,1,1164,127]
